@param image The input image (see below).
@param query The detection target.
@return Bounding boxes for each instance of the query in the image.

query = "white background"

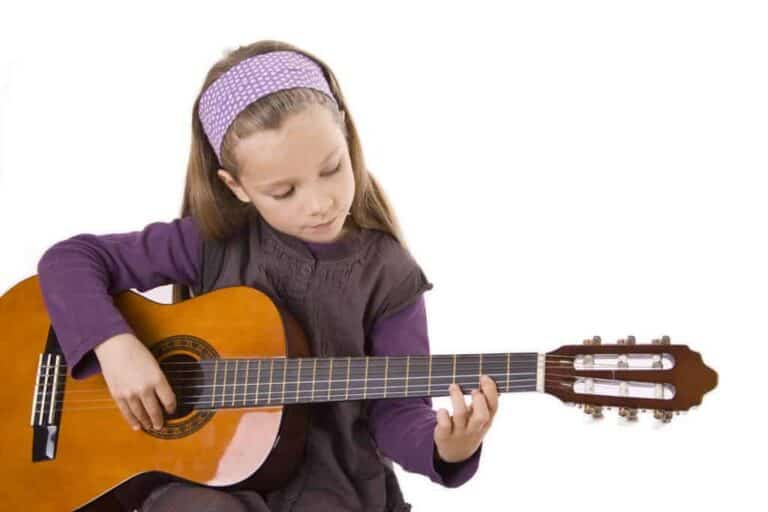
[1,1,765,510]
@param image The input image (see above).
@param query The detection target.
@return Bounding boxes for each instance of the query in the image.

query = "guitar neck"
[185,352,544,410]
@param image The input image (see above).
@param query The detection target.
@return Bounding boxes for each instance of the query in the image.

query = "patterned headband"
[198,50,339,165]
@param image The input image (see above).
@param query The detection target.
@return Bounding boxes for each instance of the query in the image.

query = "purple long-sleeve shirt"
[36,217,481,488]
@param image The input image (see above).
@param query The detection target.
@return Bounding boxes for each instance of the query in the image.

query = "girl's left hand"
[433,374,499,463]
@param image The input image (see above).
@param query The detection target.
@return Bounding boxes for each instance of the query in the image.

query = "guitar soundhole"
[164,353,200,420]
[146,335,218,440]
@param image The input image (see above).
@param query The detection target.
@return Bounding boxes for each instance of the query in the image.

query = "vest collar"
[252,209,366,263]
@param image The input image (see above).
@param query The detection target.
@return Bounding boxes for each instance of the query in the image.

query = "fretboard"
[169,353,542,410]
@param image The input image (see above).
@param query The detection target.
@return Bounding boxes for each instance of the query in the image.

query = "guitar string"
[33,367,543,398]
[31,364,632,397]
[35,350,654,367]
[32,379,551,414]
[33,369,542,399]
[34,352,596,371]
[33,362,638,397]
[33,353,617,383]
[30,373,596,411]
[32,365,591,397]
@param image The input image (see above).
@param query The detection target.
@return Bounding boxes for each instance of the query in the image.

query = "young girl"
[37,40,499,512]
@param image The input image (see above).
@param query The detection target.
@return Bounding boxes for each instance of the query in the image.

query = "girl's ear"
[217,169,251,204]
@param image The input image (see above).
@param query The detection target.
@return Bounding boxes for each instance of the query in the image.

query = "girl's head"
[174,40,408,301]
[180,40,405,241]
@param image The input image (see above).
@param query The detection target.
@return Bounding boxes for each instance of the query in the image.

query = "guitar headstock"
[545,335,718,423]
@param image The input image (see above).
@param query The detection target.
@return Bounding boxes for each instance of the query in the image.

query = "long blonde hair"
[172,40,407,303]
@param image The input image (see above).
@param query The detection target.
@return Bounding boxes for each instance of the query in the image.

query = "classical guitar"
[0,275,718,511]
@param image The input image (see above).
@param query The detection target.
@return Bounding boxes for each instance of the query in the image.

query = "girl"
[37,40,499,512]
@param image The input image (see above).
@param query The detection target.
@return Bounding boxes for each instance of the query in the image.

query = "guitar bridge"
[30,326,66,462]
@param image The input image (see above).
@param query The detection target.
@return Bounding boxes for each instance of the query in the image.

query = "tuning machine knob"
[617,335,636,345]
[618,407,638,421]
[583,404,603,419]
[653,409,674,423]
[583,335,602,346]
[652,335,671,345]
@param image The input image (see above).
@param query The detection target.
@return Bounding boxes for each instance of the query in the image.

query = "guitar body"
[0,276,312,511]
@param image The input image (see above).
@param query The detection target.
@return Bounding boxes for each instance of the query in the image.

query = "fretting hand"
[433,374,499,463]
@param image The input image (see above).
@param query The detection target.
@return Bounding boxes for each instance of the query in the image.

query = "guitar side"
[0,276,311,511]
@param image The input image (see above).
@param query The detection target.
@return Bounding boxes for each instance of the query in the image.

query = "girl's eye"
[271,165,341,200]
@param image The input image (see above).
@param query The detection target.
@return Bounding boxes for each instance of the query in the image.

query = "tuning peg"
[627,335,636,345]
[653,409,674,423]
[661,335,671,345]
[584,404,604,419]
[583,335,602,346]
[618,407,638,421]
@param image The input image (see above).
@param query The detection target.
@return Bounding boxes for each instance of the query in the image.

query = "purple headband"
[198,50,339,164]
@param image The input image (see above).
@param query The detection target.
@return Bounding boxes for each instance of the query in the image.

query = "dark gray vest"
[190,210,433,512]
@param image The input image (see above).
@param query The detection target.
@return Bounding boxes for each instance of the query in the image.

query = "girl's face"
[217,103,355,243]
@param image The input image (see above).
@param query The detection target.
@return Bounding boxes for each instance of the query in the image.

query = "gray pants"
[138,482,271,512]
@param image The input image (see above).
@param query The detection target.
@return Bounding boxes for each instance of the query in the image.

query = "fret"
[269,358,275,405]
[411,355,427,399]
[506,353,510,393]
[281,358,287,405]
[345,356,351,401]
[232,360,238,407]
[255,359,262,406]
[312,358,317,402]
[404,355,410,397]
[296,358,302,403]
[479,353,483,380]
[243,359,250,407]
[327,358,333,401]
[383,356,389,398]
[313,358,330,404]
[222,360,229,405]
[428,355,432,396]
[363,357,369,400]
[452,354,457,385]
[211,359,219,409]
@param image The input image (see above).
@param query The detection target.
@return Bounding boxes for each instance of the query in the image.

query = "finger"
[480,375,499,416]
[448,383,469,432]
[434,408,453,441]
[467,389,490,434]
[155,377,177,415]
[141,391,165,430]
[126,396,152,431]
[115,398,142,431]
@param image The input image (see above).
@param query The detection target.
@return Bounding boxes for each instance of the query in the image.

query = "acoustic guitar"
[0,275,718,511]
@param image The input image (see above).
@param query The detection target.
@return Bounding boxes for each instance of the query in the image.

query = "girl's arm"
[367,294,482,488]
[36,217,202,379]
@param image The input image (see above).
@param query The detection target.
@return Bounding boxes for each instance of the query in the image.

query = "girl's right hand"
[93,332,177,431]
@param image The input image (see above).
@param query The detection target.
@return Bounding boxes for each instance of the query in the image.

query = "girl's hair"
[172,40,407,304]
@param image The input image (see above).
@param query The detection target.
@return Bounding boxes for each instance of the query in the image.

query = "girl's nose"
[307,192,334,216]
